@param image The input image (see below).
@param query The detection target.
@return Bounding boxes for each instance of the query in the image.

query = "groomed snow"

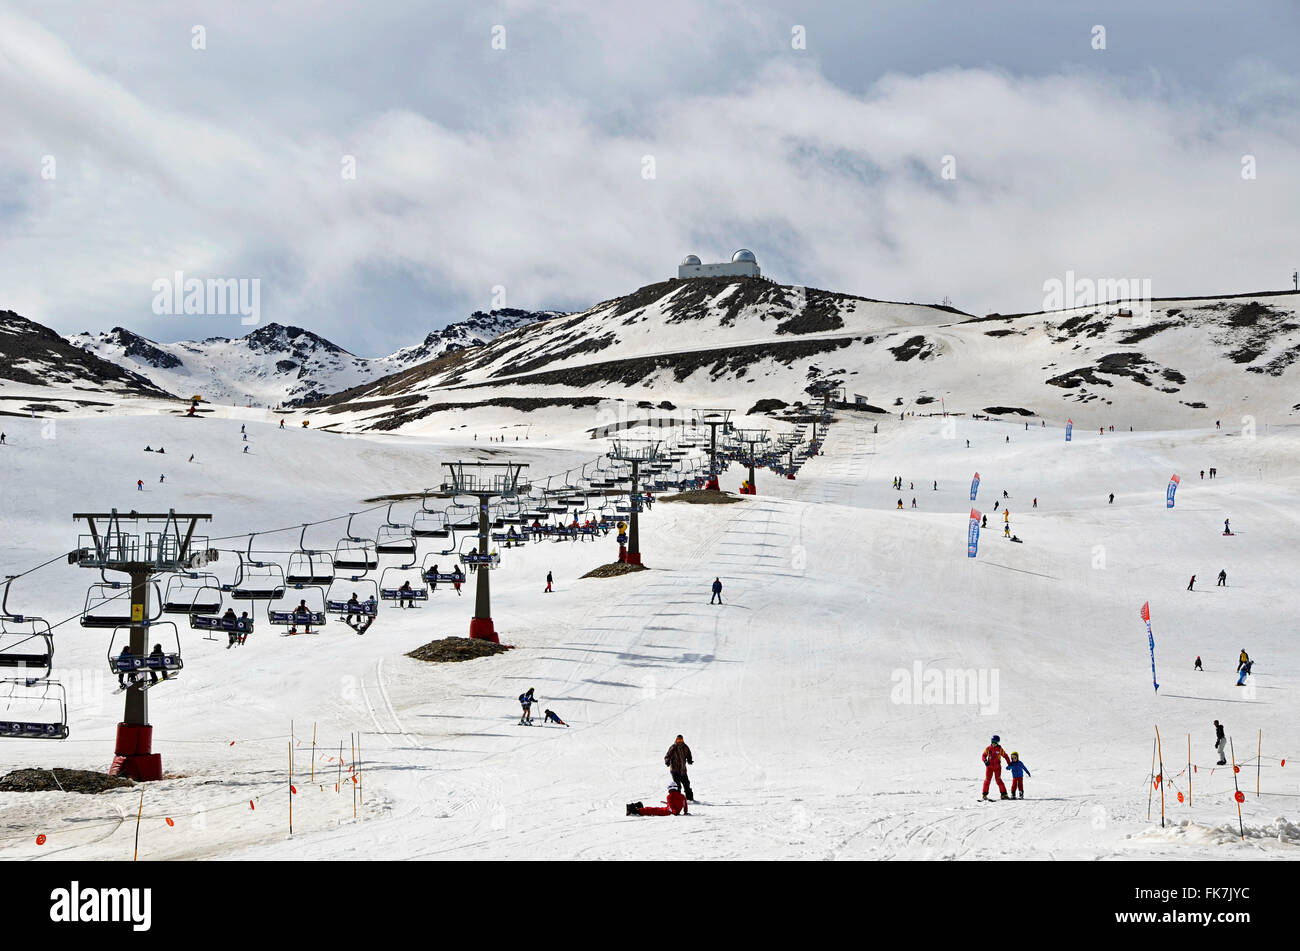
[0,405,1296,860]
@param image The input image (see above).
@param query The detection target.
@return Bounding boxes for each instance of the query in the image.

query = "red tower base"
[109,722,162,781]
[706,476,720,490]
[469,616,499,643]
[618,545,627,562]
[625,551,643,566]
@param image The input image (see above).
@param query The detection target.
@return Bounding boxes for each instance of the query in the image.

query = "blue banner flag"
[967,509,981,558]
[1166,474,1179,509]
[1065,418,1073,442]
[970,472,980,501]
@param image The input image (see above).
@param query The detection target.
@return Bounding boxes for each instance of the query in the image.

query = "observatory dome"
[731,249,757,263]
[681,254,702,266]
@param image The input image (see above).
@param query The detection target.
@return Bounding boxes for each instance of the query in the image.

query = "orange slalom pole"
[1230,738,1244,841]
[1187,734,1191,806]
[133,789,144,862]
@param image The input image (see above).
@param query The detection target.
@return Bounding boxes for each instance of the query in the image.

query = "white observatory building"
[678,249,761,280]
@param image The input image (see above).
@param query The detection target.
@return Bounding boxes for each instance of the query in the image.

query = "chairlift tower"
[71,509,213,781]
[693,408,733,491]
[608,439,661,565]
[441,462,528,643]
[730,429,771,494]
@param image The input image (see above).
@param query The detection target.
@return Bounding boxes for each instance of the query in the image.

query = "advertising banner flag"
[967,509,981,558]
[1065,419,1073,442]
[970,472,980,501]
[1141,601,1158,693]
[1166,474,1180,509]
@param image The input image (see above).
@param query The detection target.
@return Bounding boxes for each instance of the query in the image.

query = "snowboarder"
[1003,524,1011,538]
[1187,575,1196,591]
[1223,518,1231,535]
[136,479,144,491]
[1108,493,1114,504]
[1237,660,1254,686]
[1194,655,1203,671]
[1032,498,1037,508]
[627,781,688,817]
[981,735,1010,800]
[542,708,568,727]
[665,735,695,801]
[519,687,536,724]
[710,577,722,604]
[545,570,553,593]
[159,474,165,483]
[1237,649,1249,673]
[1010,535,1023,543]
[1007,752,1030,799]
[1217,569,1227,587]
[1214,720,1227,765]
[980,514,987,528]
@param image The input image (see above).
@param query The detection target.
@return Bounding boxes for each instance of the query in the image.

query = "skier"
[981,735,1011,800]
[1007,752,1030,799]
[1108,493,1114,504]
[1003,524,1011,538]
[1187,575,1196,591]
[188,454,194,463]
[1200,470,1205,479]
[243,446,249,454]
[452,568,463,596]
[981,514,987,528]
[542,708,568,727]
[1032,498,1037,508]
[136,479,144,491]
[545,570,553,593]
[1194,655,1203,671]
[627,781,688,817]
[1003,509,1010,522]
[0,432,5,444]
[896,499,903,509]
[1213,720,1227,765]
[1002,490,1008,499]
[933,481,937,491]
[710,577,722,604]
[519,687,536,724]
[1223,518,1231,535]
[115,645,135,688]
[1237,649,1249,672]
[665,735,695,801]
[1237,660,1254,687]
[159,474,165,483]
[1217,569,1227,587]
[911,498,917,509]
[994,500,999,511]
[966,440,970,448]
[280,419,285,429]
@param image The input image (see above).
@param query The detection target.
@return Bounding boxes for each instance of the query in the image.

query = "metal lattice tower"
[441,462,528,642]
[608,439,661,565]
[730,429,771,494]
[693,408,733,490]
[71,509,212,781]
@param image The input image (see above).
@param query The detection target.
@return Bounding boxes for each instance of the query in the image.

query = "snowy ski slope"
[0,405,1297,860]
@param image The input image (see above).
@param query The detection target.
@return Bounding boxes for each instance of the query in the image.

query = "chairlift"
[286,525,336,585]
[325,578,380,617]
[376,503,418,556]
[0,679,69,739]
[333,514,379,573]
[161,572,223,615]
[107,621,183,690]
[420,553,465,587]
[190,610,254,642]
[267,584,327,627]
[379,565,428,604]
[227,543,287,601]
[81,580,162,628]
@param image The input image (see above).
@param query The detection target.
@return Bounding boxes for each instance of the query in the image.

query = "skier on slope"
[1236,659,1254,687]
[1237,649,1249,672]
[1223,518,1231,534]
[1006,752,1030,799]
[1187,575,1196,591]
[1213,720,1227,765]
[665,735,695,801]
[1217,569,1227,587]
[519,687,537,724]
[710,577,722,604]
[981,735,1011,800]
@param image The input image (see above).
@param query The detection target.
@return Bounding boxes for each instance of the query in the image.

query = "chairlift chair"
[267,584,328,627]
[0,679,69,739]
[379,565,428,604]
[285,526,337,585]
[376,503,418,556]
[325,578,380,617]
[161,572,223,615]
[107,621,183,690]
[81,580,162,628]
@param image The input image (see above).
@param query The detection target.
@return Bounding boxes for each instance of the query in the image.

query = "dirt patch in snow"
[581,562,651,579]
[406,637,512,663]
[0,768,135,794]
[658,490,743,504]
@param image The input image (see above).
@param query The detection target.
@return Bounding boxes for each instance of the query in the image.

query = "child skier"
[542,708,568,726]
[1194,655,1203,671]
[519,687,536,724]
[1006,752,1030,799]
[981,735,1010,800]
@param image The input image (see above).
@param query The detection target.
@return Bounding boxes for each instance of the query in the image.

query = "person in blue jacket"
[710,577,723,604]
[1007,752,1031,799]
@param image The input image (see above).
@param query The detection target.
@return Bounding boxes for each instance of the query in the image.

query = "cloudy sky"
[2,1,1297,354]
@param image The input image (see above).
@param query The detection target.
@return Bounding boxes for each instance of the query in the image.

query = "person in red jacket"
[627,782,689,816]
[982,735,1011,800]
